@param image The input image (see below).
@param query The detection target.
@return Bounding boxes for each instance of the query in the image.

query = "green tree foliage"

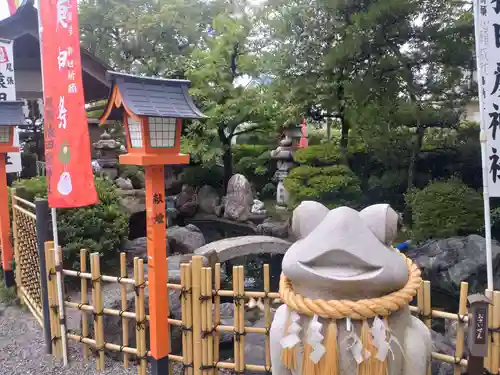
[260,0,474,189]
[184,13,275,188]
[404,178,483,241]
[79,0,225,76]
[13,177,129,269]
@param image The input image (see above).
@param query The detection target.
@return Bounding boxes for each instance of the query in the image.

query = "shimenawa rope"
[278,254,422,375]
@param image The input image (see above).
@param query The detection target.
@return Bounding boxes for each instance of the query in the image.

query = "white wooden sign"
[476,0,500,196]
[0,38,21,174]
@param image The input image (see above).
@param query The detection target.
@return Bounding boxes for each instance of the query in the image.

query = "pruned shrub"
[293,143,341,166]
[284,164,362,208]
[404,178,483,241]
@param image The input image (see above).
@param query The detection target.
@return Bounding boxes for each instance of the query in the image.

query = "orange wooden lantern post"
[0,100,28,287]
[100,71,204,374]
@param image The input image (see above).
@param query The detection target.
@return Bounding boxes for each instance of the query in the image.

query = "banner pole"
[51,207,68,365]
[473,0,494,290]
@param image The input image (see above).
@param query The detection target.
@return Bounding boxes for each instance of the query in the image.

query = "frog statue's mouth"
[298,248,384,280]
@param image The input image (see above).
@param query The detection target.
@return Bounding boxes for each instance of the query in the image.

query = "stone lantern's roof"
[100,71,205,121]
[93,130,121,150]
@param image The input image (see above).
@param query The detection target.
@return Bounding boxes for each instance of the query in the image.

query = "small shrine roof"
[0,100,28,126]
[100,71,204,121]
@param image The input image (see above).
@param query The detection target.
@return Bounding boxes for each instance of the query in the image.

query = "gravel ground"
[0,301,169,375]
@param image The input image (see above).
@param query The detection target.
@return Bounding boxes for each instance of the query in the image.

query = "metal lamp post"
[0,100,29,286]
[99,71,204,374]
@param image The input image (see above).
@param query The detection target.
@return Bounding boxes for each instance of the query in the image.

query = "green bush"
[404,178,483,241]
[181,165,224,191]
[293,143,341,166]
[233,144,274,193]
[284,165,362,208]
[12,177,129,269]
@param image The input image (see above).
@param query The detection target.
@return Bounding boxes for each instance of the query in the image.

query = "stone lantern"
[271,137,297,208]
[283,124,303,149]
[92,130,122,180]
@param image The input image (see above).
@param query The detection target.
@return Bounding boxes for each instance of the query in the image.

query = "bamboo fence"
[41,245,500,375]
[11,190,44,326]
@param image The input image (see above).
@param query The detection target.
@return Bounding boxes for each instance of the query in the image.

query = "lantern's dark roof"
[0,101,28,127]
[102,71,204,121]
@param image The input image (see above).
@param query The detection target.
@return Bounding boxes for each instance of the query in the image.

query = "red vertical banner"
[39,0,98,208]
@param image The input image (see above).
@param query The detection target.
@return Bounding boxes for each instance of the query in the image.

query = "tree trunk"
[407,126,425,189]
[222,142,233,194]
[337,83,349,156]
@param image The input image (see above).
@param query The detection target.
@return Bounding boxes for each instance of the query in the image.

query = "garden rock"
[167,225,206,255]
[118,189,146,214]
[224,174,253,222]
[175,185,198,217]
[115,177,134,190]
[198,185,220,214]
[251,199,267,216]
[256,220,289,239]
[406,235,500,310]
[123,237,148,264]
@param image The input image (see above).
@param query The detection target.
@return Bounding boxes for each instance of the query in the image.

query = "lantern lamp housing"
[0,100,29,153]
[99,71,204,166]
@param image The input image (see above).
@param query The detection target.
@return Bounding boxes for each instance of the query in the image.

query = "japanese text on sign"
[474,306,488,344]
[476,0,500,196]
[39,0,98,207]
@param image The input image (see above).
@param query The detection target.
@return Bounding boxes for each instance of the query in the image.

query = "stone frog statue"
[270,203,431,375]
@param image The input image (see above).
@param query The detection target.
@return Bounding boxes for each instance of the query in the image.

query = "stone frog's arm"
[403,316,432,375]
[270,305,293,375]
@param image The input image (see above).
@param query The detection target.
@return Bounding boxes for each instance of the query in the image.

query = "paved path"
[0,301,141,375]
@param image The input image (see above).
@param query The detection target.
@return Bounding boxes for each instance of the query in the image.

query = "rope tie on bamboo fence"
[199,295,211,301]
[233,294,245,306]
[91,275,102,287]
[93,309,105,322]
[136,353,149,361]
[181,324,193,335]
[180,287,191,300]
[457,313,467,323]
[233,329,247,342]
[134,281,146,296]
[48,267,56,281]
[136,318,148,331]
[181,363,194,372]
[453,356,462,365]
[200,327,215,338]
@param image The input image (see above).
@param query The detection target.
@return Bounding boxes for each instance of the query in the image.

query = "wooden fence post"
[80,249,90,360]
[454,282,469,375]
[181,263,194,375]
[35,197,52,354]
[91,252,105,371]
[45,241,62,359]
[192,256,203,375]
[120,253,129,368]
